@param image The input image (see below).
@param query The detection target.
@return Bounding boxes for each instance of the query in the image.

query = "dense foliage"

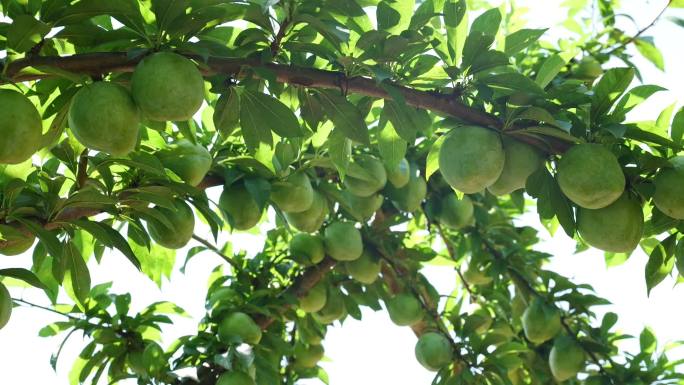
[1,0,683,384]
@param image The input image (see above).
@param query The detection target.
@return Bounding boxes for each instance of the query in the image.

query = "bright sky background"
[1,1,684,384]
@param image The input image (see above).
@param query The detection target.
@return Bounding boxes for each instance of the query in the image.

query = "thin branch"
[12,297,83,321]
[605,0,672,55]
[191,234,240,269]
[433,222,477,300]
[478,233,616,383]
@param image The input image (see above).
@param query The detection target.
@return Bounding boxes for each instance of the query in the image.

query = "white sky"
[1,1,684,384]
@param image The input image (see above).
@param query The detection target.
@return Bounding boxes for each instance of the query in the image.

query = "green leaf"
[613,85,667,119]
[151,0,187,31]
[461,31,495,69]
[444,0,467,63]
[317,91,370,145]
[328,129,352,179]
[549,176,575,237]
[671,107,684,146]
[214,88,240,139]
[470,7,501,36]
[591,68,635,119]
[129,237,175,287]
[469,50,509,75]
[0,268,45,289]
[635,37,665,71]
[72,219,141,270]
[504,28,547,55]
[480,73,545,95]
[13,218,63,260]
[382,100,419,141]
[644,235,676,295]
[64,242,90,306]
[377,0,415,34]
[50,0,147,35]
[377,120,407,170]
[38,321,74,337]
[425,134,448,180]
[639,327,657,353]
[240,89,302,142]
[535,54,567,88]
[7,14,51,53]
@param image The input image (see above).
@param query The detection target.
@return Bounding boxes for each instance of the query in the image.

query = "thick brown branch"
[6,52,504,129]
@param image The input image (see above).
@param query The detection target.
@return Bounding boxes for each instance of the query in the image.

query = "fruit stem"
[191,234,240,269]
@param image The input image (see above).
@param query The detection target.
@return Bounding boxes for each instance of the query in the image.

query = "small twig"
[12,298,82,321]
[605,0,672,55]
[433,222,477,300]
[191,234,240,269]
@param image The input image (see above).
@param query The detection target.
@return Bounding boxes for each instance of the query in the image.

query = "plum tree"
[0,1,682,385]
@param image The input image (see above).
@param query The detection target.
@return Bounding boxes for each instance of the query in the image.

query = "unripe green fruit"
[521,297,561,344]
[345,251,381,284]
[438,195,474,230]
[439,126,505,193]
[557,144,625,209]
[0,90,42,164]
[386,158,410,188]
[345,192,383,221]
[142,341,165,375]
[127,349,147,376]
[284,191,328,233]
[299,282,327,313]
[0,224,35,256]
[219,183,262,231]
[289,233,325,265]
[414,332,453,371]
[386,170,427,212]
[216,371,255,385]
[218,312,262,345]
[147,200,195,249]
[343,155,387,197]
[386,293,423,326]
[157,139,212,186]
[549,335,585,381]
[313,288,346,324]
[653,156,684,219]
[463,266,492,286]
[488,137,543,196]
[0,282,12,330]
[577,194,643,253]
[294,342,325,368]
[69,82,140,156]
[131,52,204,121]
[324,222,362,261]
[271,172,314,213]
[575,57,603,81]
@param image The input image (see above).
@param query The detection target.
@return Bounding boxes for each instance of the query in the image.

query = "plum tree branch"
[191,234,240,269]
[478,233,616,383]
[3,52,570,153]
[605,0,672,56]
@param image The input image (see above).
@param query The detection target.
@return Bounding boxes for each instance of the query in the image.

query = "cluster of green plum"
[438,125,684,253]
[0,52,205,165]
[520,297,585,382]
